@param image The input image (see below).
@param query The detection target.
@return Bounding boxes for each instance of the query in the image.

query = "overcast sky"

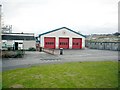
[1,0,119,36]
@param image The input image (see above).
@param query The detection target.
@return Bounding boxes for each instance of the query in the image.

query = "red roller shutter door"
[59,38,69,49]
[72,38,82,49]
[44,37,55,49]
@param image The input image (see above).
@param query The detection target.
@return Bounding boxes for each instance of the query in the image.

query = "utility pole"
[0,5,2,50]
[0,5,2,90]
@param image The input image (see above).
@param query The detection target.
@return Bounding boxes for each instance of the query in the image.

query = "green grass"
[3,61,118,88]
[0,73,2,89]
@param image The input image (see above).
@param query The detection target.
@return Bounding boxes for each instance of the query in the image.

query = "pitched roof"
[39,27,86,37]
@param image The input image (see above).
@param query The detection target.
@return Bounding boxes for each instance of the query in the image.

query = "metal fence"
[85,41,120,51]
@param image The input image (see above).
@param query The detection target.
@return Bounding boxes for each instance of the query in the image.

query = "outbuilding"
[39,27,86,49]
[2,33,36,50]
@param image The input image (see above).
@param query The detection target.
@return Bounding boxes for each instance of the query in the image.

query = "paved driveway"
[2,48,118,71]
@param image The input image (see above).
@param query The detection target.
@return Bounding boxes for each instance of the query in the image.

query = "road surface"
[2,48,118,71]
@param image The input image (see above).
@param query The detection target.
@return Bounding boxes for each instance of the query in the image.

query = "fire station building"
[39,27,86,49]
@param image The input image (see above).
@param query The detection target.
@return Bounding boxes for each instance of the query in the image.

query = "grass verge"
[2,61,118,88]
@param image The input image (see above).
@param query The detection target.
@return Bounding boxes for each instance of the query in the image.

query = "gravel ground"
[2,48,118,71]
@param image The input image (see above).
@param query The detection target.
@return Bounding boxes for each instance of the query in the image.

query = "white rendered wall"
[23,40,36,50]
[2,40,36,50]
[40,28,85,49]
[7,40,14,46]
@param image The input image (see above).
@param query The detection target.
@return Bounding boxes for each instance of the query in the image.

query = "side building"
[2,33,36,50]
[39,27,86,49]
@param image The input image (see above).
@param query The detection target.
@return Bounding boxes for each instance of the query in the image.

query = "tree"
[113,32,120,36]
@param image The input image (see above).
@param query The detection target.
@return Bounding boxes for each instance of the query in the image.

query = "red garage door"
[59,38,69,49]
[44,37,55,49]
[72,38,82,49]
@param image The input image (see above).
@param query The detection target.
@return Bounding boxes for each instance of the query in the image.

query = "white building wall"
[7,40,13,46]
[40,28,85,49]
[2,40,36,50]
[82,37,85,49]
[56,37,59,48]
[6,40,23,46]
[23,40,36,50]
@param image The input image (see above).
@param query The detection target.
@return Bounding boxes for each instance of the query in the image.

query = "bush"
[7,47,13,51]
[2,50,25,58]
[14,50,25,58]
[28,47,36,51]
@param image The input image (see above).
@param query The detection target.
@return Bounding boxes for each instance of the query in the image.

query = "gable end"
[39,27,86,38]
